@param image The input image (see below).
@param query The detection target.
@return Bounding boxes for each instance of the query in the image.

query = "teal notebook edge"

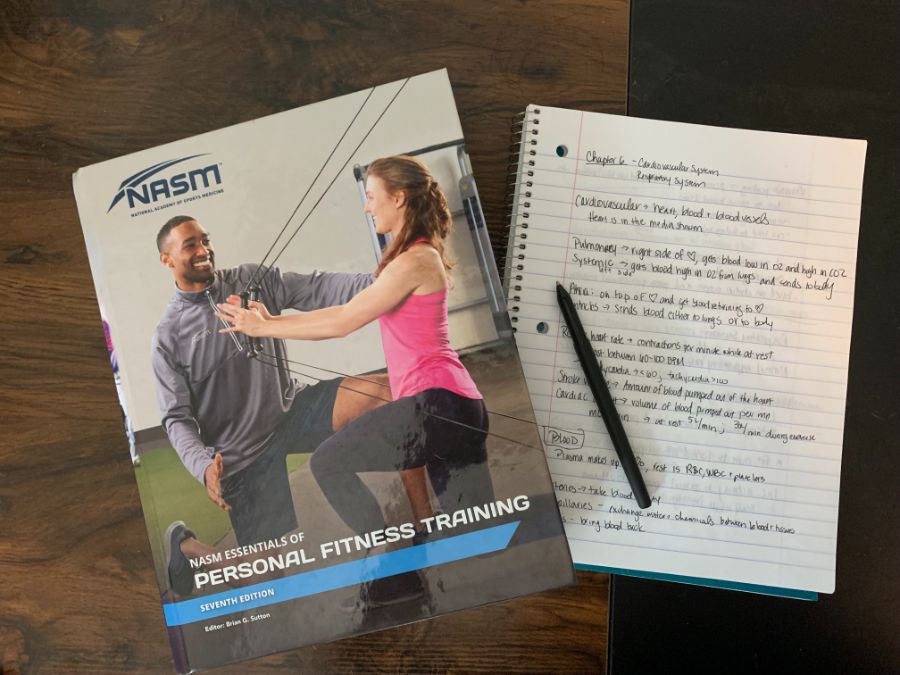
[575,563,818,601]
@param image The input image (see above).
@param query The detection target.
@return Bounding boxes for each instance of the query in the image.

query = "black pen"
[556,282,652,509]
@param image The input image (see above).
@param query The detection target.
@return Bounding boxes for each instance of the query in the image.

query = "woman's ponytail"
[370,156,454,277]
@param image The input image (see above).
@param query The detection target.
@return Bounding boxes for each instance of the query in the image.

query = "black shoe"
[366,570,427,607]
[340,570,427,613]
[164,521,196,597]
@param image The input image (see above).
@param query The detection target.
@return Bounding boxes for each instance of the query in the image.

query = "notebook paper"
[507,105,866,593]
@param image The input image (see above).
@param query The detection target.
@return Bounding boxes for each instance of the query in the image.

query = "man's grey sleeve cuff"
[186,447,216,485]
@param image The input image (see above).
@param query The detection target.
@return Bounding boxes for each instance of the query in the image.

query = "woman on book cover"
[216,155,495,601]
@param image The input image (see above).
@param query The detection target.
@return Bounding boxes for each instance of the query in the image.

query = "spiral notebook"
[503,105,867,597]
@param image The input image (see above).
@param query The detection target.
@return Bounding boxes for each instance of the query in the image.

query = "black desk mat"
[609,2,900,673]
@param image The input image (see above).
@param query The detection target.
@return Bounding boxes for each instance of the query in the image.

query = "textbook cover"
[72,70,574,673]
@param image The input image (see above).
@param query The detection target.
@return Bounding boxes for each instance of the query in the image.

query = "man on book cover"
[152,214,394,593]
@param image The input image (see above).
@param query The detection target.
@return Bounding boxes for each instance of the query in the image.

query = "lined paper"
[509,106,866,593]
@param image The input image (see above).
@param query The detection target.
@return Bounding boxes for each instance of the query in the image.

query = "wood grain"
[0,1,627,672]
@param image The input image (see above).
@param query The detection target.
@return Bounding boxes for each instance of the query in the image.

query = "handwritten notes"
[509,106,867,593]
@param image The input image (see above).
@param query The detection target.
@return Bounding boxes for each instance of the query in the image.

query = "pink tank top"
[378,288,482,400]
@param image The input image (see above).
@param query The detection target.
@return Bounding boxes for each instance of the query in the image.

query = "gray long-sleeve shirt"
[151,264,372,483]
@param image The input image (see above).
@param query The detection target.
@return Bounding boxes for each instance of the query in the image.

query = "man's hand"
[204,453,231,511]
[226,294,273,319]
[216,298,270,337]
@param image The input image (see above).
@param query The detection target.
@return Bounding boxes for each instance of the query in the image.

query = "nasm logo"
[107,154,223,213]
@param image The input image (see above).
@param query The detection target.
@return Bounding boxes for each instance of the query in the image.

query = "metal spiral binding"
[502,106,541,333]
[499,110,527,288]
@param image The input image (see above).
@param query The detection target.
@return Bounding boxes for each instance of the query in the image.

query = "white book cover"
[73,71,573,673]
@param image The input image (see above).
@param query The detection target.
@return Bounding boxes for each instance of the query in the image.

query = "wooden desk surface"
[0,2,628,672]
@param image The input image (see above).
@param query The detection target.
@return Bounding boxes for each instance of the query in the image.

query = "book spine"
[166,621,191,674]
[137,461,192,674]
[502,105,541,331]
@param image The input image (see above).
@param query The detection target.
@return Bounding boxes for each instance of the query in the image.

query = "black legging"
[310,387,494,535]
